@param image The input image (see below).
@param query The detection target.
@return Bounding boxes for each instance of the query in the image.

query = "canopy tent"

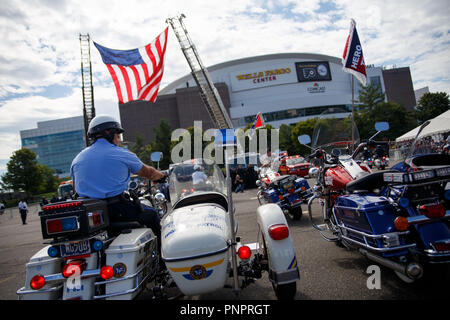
[395,109,450,142]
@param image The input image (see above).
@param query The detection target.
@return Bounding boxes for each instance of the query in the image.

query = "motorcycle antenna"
[407,120,431,159]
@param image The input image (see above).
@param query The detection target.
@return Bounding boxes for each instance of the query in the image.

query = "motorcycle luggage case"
[104,228,157,300]
[334,194,406,253]
[18,246,63,300]
[40,199,109,240]
[161,204,230,296]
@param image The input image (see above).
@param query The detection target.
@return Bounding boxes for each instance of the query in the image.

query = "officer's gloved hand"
[154,172,168,184]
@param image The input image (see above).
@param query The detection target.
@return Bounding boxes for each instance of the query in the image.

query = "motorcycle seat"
[346,170,397,193]
[109,221,144,235]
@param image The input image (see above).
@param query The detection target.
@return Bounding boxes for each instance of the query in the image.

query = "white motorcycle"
[17,156,300,300]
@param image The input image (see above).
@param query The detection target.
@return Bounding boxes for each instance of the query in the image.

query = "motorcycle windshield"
[396,120,447,165]
[169,160,227,206]
[311,107,360,154]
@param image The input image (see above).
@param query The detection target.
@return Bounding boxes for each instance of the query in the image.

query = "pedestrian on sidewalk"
[18,199,28,225]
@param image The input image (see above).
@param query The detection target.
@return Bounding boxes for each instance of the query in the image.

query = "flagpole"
[351,75,355,152]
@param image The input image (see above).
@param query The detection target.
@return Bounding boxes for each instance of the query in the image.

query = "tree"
[358,83,386,111]
[355,102,416,141]
[290,118,318,156]
[279,124,294,155]
[37,164,61,194]
[150,120,172,169]
[130,133,152,165]
[415,92,450,124]
[0,148,44,194]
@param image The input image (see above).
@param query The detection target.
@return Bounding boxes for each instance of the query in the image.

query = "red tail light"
[419,204,445,219]
[30,275,45,290]
[62,259,86,278]
[268,224,289,240]
[433,242,450,252]
[394,216,409,231]
[237,246,252,260]
[42,201,82,211]
[100,266,114,280]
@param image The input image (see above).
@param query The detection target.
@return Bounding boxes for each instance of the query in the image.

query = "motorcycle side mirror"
[308,167,319,177]
[151,152,163,162]
[256,180,261,187]
[331,148,341,157]
[375,122,389,132]
[298,134,311,145]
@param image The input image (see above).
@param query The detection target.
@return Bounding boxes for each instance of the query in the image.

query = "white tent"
[395,109,450,142]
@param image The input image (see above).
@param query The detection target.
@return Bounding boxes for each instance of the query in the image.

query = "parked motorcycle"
[298,108,432,283]
[379,120,450,282]
[18,155,300,299]
[162,158,300,299]
[374,155,388,170]
[17,182,160,300]
[256,166,312,220]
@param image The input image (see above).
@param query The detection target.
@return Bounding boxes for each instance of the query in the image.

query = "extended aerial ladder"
[166,14,233,130]
[79,34,96,146]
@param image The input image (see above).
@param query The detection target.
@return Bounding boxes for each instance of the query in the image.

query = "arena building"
[119,53,416,143]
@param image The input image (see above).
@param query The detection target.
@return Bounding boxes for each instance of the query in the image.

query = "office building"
[20,116,85,177]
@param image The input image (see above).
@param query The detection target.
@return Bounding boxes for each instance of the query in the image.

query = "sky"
[0,0,449,178]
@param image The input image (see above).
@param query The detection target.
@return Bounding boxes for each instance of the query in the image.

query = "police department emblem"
[189,265,207,280]
[113,263,127,278]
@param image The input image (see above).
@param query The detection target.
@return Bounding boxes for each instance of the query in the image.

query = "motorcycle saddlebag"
[40,199,109,240]
[334,194,408,255]
[17,246,63,300]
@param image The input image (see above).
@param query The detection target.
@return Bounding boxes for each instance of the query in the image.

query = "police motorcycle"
[374,155,388,170]
[129,172,168,218]
[16,180,161,300]
[256,165,312,221]
[149,152,169,216]
[298,108,430,282]
[362,150,373,169]
[161,156,300,299]
[378,120,450,282]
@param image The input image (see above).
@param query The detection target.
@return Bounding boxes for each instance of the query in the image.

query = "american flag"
[94,27,169,104]
[342,19,367,86]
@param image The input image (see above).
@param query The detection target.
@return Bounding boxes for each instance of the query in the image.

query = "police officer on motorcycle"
[70,115,165,240]
[374,144,385,159]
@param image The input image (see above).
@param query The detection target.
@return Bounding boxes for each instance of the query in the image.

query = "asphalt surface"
[0,177,449,301]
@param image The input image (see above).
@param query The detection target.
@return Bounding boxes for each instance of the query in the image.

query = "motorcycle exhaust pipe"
[359,249,423,280]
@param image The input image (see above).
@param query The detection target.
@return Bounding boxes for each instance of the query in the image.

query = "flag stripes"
[94,27,168,104]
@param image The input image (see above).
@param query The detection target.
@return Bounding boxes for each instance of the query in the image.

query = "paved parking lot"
[0,180,448,300]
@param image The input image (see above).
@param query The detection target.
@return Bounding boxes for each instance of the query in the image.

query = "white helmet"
[88,114,124,139]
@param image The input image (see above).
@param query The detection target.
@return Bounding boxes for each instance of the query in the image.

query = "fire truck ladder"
[166,14,233,130]
[79,33,96,146]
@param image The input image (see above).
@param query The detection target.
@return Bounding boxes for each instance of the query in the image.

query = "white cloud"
[0,0,449,176]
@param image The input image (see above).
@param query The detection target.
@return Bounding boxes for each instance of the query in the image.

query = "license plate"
[60,240,91,258]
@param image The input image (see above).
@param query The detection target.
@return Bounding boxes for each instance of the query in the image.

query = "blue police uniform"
[70,138,160,238]
[71,139,142,198]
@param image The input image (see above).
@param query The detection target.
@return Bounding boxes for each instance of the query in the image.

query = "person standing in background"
[18,199,28,225]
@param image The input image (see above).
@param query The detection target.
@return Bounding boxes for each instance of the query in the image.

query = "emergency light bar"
[384,166,450,184]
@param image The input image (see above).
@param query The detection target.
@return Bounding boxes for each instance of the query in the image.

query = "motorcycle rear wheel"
[287,207,303,220]
[259,233,297,300]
